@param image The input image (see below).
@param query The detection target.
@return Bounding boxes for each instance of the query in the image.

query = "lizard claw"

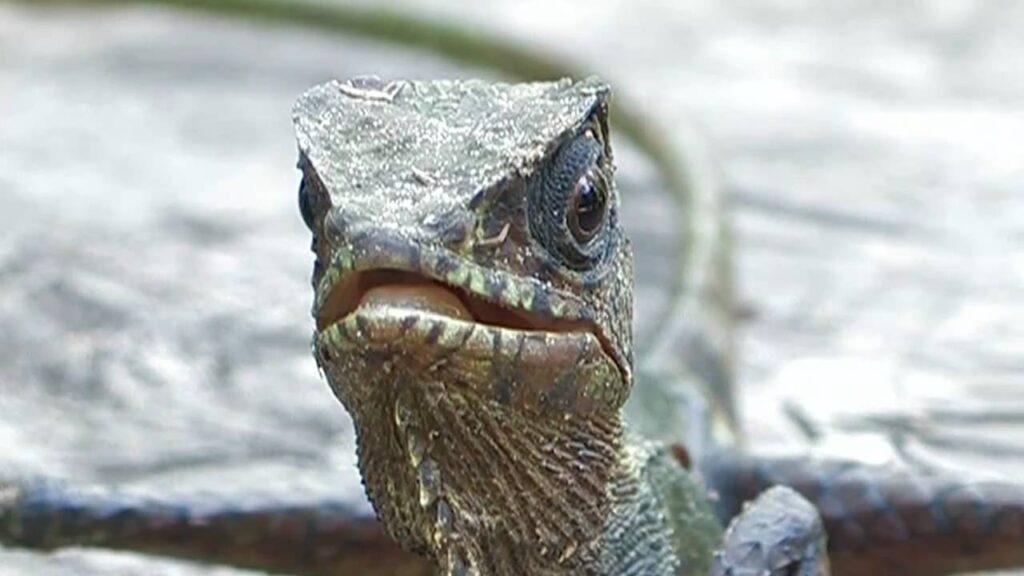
[710,486,830,576]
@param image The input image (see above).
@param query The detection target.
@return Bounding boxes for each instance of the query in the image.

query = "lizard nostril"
[299,175,316,230]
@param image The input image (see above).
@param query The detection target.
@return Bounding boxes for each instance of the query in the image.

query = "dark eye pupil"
[569,174,606,243]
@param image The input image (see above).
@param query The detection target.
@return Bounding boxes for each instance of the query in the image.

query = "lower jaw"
[314,306,627,417]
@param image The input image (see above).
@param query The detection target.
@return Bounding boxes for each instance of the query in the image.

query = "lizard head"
[294,77,634,572]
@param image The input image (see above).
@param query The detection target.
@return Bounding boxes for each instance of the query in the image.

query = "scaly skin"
[297,76,820,575]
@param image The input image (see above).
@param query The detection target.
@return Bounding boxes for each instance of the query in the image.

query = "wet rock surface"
[1,1,1022,574]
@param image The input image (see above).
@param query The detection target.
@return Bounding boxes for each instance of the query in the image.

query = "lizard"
[3,75,1024,576]
[293,76,1024,575]
[4,4,1024,570]
[294,75,826,576]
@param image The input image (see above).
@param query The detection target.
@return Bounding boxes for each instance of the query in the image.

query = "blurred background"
[1,0,1022,573]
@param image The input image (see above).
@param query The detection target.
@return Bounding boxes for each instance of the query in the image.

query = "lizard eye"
[527,129,617,271]
[567,171,608,244]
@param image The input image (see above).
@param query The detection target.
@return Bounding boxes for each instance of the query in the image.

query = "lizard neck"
[356,380,632,575]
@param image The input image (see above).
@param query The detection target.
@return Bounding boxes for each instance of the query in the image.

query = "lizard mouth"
[309,235,631,394]
[316,269,592,338]
[314,267,628,414]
